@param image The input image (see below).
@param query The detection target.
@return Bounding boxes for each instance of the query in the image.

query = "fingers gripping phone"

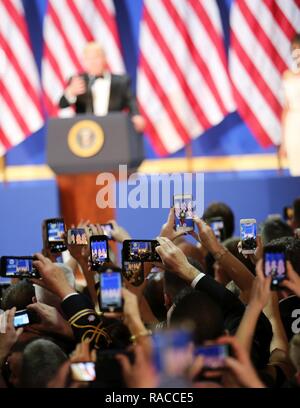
[99,271,123,313]
[240,218,257,254]
[14,309,40,328]
[45,218,67,253]
[263,246,287,290]
[173,194,194,233]
[0,256,40,278]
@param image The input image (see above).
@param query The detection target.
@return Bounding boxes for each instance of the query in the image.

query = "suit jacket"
[59,73,139,115]
[61,293,112,350]
[194,274,273,368]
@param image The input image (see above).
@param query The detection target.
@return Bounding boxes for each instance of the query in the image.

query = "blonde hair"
[83,41,105,57]
[290,334,300,372]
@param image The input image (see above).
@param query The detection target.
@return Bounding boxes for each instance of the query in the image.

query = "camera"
[67,228,87,245]
[263,245,287,290]
[122,240,161,263]
[99,271,123,312]
[45,218,67,253]
[240,218,257,254]
[90,235,109,270]
[173,194,194,233]
[194,344,232,370]
[0,256,40,279]
[14,309,40,328]
[208,217,226,242]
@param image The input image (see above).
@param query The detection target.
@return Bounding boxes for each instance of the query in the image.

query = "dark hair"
[1,281,35,311]
[163,270,189,303]
[19,339,68,388]
[103,318,132,350]
[265,237,300,275]
[260,218,293,246]
[170,289,224,345]
[203,202,235,239]
[143,275,167,321]
[223,236,256,275]
[293,197,300,227]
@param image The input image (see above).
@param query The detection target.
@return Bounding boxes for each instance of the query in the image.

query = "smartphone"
[45,218,67,253]
[67,228,87,245]
[70,362,96,382]
[240,218,257,254]
[101,224,114,240]
[90,235,109,270]
[0,276,11,286]
[99,271,123,312]
[122,261,144,286]
[194,344,232,370]
[264,246,287,289]
[152,329,193,377]
[0,256,40,278]
[207,217,226,242]
[14,309,40,328]
[122,240,161,263]
[173,194,194,233]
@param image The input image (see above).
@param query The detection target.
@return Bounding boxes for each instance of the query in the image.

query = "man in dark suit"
[59,42,145,133]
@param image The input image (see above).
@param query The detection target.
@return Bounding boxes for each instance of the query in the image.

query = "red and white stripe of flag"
[0,0,44,156]
[137,0,235,156]
[42,0,125,117]
[229,0,300,147]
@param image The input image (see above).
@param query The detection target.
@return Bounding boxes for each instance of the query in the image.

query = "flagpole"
[0,154,7,185]
[184,142,194,174]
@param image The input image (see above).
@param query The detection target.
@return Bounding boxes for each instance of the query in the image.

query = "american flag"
[42,0,125,117]
[137,0,236,156]
[229,0,300,147]
[0,0,44,156]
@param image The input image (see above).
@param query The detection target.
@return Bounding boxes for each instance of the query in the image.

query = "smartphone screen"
[99,271,123,312]
[122,261,144,286]
[0,256,39,278]
[67,228,87,245]
[122,240,161,263]
[264,249,286,289]
[101,224,114,240]
[47,219,66,252]
[0,276,11,286]
[194,344,231,370]
[173,194,194,232]
[208,217,225,242]
[152,329,193,377]
[240,219,257,254]
[14,310,30,328]
[90,236,109,270]
[71,362,96,382]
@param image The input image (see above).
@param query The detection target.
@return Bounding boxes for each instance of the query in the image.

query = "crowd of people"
[1,197,300,389]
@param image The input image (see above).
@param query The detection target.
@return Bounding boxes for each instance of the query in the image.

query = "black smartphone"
[70,362,96,382]
[263,246,287,290]
[122,261,144,286]
[194,344,232,371]
[90,235,109,270]
[14,309,40,328]
[67,228,87,245]
[173,194,194,233]
[0,256,40,278]
[207,217,226,242]
[101,224,114,240]
[99,271,123,312]
[45,218,67,253]
[122,240,161,263]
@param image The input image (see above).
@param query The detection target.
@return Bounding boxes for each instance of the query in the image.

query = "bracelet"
[130,329,152,343]
[212,247,228,261]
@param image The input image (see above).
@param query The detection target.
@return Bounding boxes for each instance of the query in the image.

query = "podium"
[46,112,145,227]
[47,112,144,174]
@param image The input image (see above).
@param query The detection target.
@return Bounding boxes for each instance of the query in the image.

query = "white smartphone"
[240,218,257,254]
